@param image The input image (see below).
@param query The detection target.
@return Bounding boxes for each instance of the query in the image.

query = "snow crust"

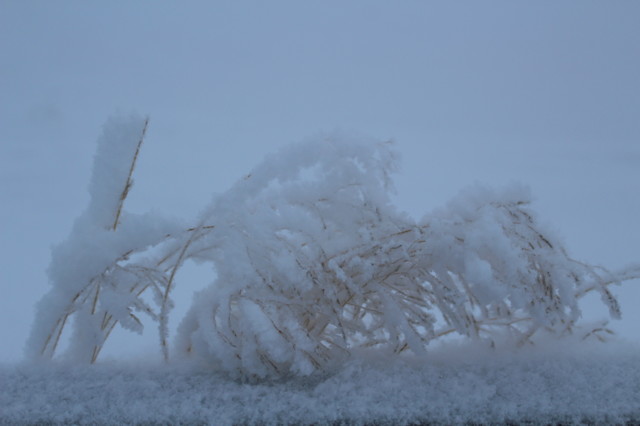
[3,339,639,425]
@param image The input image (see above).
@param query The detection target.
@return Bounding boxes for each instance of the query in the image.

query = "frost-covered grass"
[3,339,640,425]
[28,115,640,381]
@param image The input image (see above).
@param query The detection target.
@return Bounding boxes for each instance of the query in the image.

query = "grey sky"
[1,1,639,362]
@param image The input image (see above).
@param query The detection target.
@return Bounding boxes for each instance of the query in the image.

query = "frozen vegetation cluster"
[27,115,640,379]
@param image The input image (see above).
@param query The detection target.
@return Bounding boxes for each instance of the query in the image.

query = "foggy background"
[1,1,638,363]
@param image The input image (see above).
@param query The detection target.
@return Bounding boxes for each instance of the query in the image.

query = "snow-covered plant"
[28,116,640,379]
[26,115,181,363]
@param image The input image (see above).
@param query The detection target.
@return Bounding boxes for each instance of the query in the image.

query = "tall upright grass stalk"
[37,116,152,363]
[112,117,148,231]
[88,116,149,362]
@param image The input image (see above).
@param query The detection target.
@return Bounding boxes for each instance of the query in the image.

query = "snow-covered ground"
[3,338,640,425]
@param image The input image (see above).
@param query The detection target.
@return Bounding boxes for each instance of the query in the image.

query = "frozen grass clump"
[26,115,181,363]
[27,116,640,379]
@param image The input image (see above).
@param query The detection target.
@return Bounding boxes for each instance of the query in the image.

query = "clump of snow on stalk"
[88,115,147,230]
[174,137,411,377]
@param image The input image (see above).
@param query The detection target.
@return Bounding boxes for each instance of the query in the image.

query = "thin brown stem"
[112,117,149,231]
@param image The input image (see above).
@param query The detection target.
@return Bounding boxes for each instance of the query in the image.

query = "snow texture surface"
[3,340,640,425]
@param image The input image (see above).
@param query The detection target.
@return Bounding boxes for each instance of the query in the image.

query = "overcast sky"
[1,1,639,362]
